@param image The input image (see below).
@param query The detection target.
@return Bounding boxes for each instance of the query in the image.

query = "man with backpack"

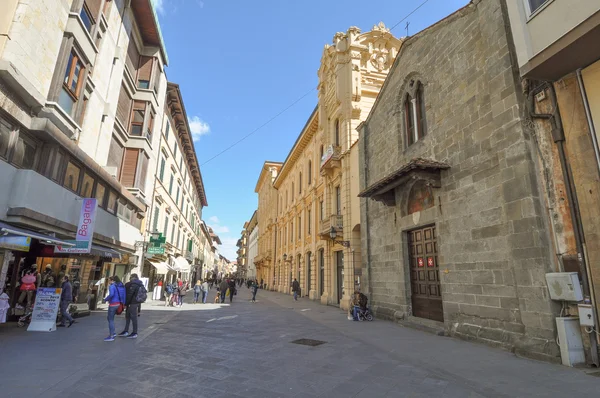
[118,274,146,339]
[164,282,174,307]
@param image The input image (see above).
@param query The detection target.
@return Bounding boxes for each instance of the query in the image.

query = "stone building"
[0,0,170,309]
[358,0,560,362]
[254,161,282,287]
[506,0,600,364]
[246,210,258,280]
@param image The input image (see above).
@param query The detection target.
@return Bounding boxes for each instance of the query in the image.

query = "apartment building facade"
[142,82,208,285]
[0,0,170,311]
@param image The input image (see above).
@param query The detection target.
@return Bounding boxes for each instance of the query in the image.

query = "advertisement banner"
[54,240,90,254]
[76,198,98,248]
[28,287,62,332]
[0,236,31,252]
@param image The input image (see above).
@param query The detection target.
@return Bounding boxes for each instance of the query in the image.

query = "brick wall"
[359,0,559,362]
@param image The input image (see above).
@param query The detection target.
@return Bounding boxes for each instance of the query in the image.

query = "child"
[214,287,221,303]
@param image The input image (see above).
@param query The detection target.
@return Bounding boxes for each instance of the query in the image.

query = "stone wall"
[359,0,560,362]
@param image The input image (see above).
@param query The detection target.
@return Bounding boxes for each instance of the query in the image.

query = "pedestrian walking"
[201,279,209,303]
[193,280,202,303]
[165,282,174,307]
[57,275,75,327]
[228,279,236,303]
[292,278,300,301]
[102,275,125,342]
[178,283,187,306]
[219,279,228,303]
[250,280,258,303]
[118,274,145,339]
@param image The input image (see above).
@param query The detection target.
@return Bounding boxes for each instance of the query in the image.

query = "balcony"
[319,214,343,237]
[320,145,342,176]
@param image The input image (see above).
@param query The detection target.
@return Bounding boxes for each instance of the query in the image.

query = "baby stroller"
[356,306,374,322]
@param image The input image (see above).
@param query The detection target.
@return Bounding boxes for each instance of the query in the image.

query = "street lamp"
[329,227,350,248]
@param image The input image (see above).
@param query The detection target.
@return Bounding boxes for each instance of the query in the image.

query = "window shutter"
[153,59,161,93]
[126,36,139,76]
[138,56,153,82]
[107,135,124,176]
[84,0,102,21]
[138,152,149,193]
[152,207,160,232]
[116,84,132,127]
[121,148,139,187]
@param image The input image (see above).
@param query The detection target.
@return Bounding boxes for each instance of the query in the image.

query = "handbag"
[115,284,124,315]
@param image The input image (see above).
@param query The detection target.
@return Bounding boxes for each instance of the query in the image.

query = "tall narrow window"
[165,120,170,140]
[59,51,85,116]
[130,101,145,136]
[64,161,81,192]
[308,160,312,185]
[137,56,153,89]
[334,119,340,147]
[319,200,324,220]
[153,207,160,232]
[95,182,106,207]
[171,224,176,245]
[298,216,302,238]
[159,157,165,181]
[163,216,169,237]
[169,174,174,195]
[416,82,426,139]
[308,209,312,235]
[116,84,132,127]
[292,183,295,202]
[320,145,324,160]
[335,186,341,216]
[405,93,415,146]
[299,172,302,194]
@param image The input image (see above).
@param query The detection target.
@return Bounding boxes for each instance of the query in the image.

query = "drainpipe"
[527,80,600,366]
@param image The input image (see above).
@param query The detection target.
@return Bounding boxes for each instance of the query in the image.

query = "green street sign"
[147,246,165,255]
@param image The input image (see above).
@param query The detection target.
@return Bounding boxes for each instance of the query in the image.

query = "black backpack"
[135,284,147,303]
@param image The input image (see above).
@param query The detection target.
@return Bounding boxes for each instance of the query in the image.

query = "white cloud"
[211,225,230,234]
[153,0,165,14]
[197,0,205,8]
[219,237,238,261]
[208,216,219,224]
[188,116,210,140]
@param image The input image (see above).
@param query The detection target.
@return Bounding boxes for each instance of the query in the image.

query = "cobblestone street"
[1,288,599,398]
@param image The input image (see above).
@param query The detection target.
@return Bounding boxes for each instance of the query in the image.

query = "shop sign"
[0,235,31,252]
[147,246,165,255]
[147,233,165,255]
[54,240,90,254]
[320,145,334,168]
[75,198,98,251]
[28,287,62,332]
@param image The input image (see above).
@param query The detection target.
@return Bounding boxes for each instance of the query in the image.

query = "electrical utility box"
[578,304,595,327]
[545,272,584,301]
[556,317,586,367]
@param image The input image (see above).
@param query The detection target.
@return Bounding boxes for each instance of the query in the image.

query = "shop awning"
[0,221,75,247]
[172,256,191,272]
[90,245,122,260]
[150,261,173,275]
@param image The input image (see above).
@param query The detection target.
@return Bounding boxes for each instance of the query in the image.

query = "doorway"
[335,251,344,304]
[408,225,443,322]
[306,252,311,296]
[319,249,324,297]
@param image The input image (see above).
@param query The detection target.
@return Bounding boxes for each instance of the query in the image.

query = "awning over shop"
[150,261,173,275]
[172,255,191,272]
[90,245,122,260]
[0,221,75,247]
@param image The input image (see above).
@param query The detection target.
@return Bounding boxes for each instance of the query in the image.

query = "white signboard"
[28,288,62,332]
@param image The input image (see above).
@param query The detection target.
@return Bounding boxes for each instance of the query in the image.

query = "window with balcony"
[59,51,86,117]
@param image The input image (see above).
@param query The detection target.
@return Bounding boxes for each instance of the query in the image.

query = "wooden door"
[409,226,443,322]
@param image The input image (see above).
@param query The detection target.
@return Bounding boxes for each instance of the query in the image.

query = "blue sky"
[153,0,466,259]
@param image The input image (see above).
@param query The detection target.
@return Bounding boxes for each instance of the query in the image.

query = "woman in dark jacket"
[177,283,187,307]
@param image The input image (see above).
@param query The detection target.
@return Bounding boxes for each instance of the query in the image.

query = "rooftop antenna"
[405,21,410,36]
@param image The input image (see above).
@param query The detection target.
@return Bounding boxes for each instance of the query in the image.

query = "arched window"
[334,119,340,146]
[404,80,427,147]
[308,160,312,185]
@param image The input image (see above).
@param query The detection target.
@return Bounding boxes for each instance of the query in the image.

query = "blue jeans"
[194,292,200,302]
[220,291,226,303]
[59,300,73,325]
[353,306,360,321]
[107,305,118,336]
[252,290,257,301]
[293,291,298,301]
[202,291,207,303]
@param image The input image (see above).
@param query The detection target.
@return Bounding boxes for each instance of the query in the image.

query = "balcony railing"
[319,214,343,236]
[320,145,342,171]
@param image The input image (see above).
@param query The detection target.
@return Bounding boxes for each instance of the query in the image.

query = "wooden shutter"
[120,148,139,187]
[152,59,160,93]
[107,135,124,175]
[84,0,102,21]
[138,152,149,192]
[138,56,153,82]
[126,36,139,76]
[116,84,132,127]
